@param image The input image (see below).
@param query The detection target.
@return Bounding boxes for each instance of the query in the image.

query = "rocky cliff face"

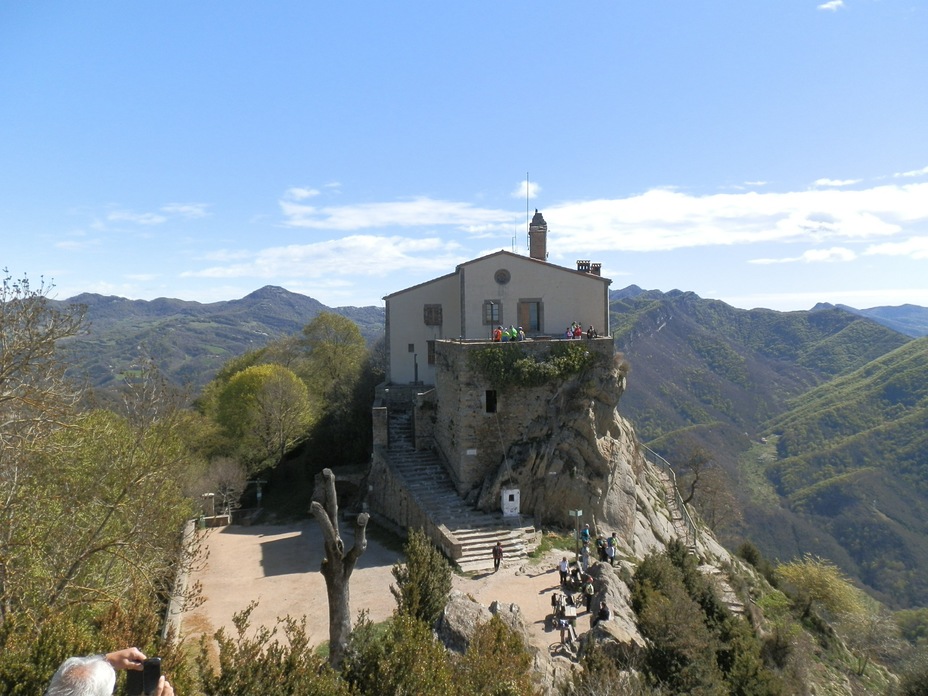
[475,358,638,546]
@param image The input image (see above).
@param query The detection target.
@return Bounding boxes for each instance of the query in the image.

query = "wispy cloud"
[102,203,210,226]
[546,182,928,253]
[279,196,519,231]
[818,0,844,11]
[894,165,928,179]
[184,235,467,280]
[749,247,857,265]
[55,237,101,251]
[107,210,168,225]
[285,187,321,200]
[161,203,210,218]
[813,178,861,187]
[865,236,928,260]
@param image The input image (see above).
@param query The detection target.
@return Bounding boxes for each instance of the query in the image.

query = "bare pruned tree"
[310,468,369,669]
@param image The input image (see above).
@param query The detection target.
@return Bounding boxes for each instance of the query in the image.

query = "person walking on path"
[492,541,504,572]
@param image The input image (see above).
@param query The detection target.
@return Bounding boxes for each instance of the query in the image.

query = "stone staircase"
[699,564,746,616]
[386,408,536,573]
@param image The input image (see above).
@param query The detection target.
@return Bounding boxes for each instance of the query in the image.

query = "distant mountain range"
[50,284,928,605]
[812,301,928,337]
[53,285,383,391]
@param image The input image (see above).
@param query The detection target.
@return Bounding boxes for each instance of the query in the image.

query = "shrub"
[390,528,453,626]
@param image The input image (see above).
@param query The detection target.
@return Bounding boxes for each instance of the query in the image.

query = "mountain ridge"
[52,285,383,391]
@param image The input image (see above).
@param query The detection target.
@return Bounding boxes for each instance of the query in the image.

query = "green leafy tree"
[455,615,537,696]
[350,613,455,695]
[0,367,200,693]
[390,528,453,626]
[299,311,366,406]
[632,553,727,694]
[0,273,85,626]
[896,607,928,647]
[775,554,864,620]
[215,363,314,470]
[562,640,657,696]
[198,602,349,696]
[19,379,197,622]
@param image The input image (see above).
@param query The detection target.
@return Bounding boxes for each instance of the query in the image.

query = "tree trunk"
[310,467,368,669]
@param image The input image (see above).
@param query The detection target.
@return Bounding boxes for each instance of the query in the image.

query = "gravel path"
[181,522,581,659]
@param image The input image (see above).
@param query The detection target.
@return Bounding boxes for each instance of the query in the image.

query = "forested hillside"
[52,285,384,391]
[609,287,928,607]
[765,338,928,607]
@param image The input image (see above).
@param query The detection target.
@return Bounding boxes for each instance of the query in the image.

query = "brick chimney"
[576,260,602,276]
[528,209,547,261]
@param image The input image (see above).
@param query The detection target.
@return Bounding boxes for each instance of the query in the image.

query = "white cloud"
[279,196,519,231]
[818,0,844,10]
[107,210,167,225]
[184,234,468,280]
[55,238,101,251]
[813,178,861,187]
[285,187,321,200]
[161,203,210,218]
[894,165,928,179]
[865,236,928,260]
[511,179,541,200]
[749,247,857,264]
[545,182,928,253]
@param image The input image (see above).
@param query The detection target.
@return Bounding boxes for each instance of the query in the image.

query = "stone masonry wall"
[431,337,637,540]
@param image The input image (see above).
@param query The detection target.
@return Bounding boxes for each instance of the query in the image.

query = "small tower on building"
[528,209,547,261]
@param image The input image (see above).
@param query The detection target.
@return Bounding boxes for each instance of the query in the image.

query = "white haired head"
[46,655,116,696]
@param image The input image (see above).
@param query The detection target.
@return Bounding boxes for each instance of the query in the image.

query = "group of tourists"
[492,325,526,342]
[551,523,620,647]
[564,322,598,340]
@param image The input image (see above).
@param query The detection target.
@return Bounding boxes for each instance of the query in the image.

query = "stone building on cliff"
[367,210,634,570]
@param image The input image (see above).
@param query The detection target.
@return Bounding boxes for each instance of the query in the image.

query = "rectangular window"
[408,343,415,353]
[427,340,436,365]
[518,300,542,333]
[423,304,443,326]
[483,300,501,325]
[485,390,497,414]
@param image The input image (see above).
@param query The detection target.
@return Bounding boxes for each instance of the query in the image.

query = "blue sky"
[1,1,926,312]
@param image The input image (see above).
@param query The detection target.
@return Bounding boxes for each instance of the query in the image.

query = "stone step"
[384,409,537,573]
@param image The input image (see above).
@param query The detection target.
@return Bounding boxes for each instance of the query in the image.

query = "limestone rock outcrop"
[476,360,638,549]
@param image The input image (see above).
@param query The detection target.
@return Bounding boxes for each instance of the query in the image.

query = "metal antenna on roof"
[525,171,530,252]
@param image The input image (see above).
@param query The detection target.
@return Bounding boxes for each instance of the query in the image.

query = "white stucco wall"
[384,250,610,386]
[385,272,460,385]
[459,252,609,339]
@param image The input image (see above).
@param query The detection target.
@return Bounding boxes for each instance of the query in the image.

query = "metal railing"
[640,444,698,550]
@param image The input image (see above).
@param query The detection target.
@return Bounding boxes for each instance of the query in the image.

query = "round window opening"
[495,269,511,284]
